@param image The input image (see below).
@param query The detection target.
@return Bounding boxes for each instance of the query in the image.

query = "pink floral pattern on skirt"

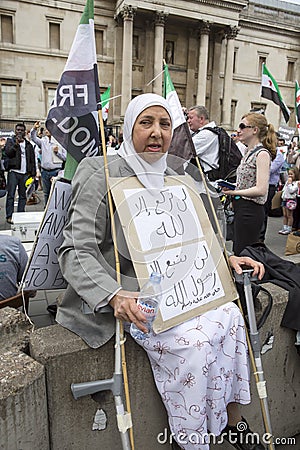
[134,302,250,450]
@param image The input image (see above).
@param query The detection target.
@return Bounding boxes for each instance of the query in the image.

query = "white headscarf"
[117,94,174,189]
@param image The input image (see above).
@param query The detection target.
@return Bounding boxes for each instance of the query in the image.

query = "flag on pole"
[163,64,196,168]
[101,86,111,122]
[261,64,290,123]
[46,0,100,166]
[295,80,300,135]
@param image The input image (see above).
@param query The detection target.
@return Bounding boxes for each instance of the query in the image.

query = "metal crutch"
[234,268,275,450]
[71,318,132,450]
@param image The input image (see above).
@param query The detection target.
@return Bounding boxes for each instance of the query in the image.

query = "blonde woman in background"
[222,113,277,255]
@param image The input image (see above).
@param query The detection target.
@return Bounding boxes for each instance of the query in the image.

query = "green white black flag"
[46,0,100,170]
[101,86,111,122]
[261,64,290,123]
[163,64,195,168]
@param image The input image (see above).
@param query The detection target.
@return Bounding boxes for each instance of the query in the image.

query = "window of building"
[49,22,60,49]
[250,102,266,114]
[0,81,20,117]
[1,14,13,43]
[95,29,104,55]
[258,55,267,76]
[286,61,295,82]
[133,35,139,60]
[287,106,295,128]
[43,83,57,115]
[233,48,238,74]
[230,100,237,128]
[165,41,174,65]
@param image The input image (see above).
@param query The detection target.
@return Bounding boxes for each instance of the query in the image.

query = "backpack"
[192,126,242,182]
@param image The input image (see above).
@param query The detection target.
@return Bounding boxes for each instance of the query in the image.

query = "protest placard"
[22,178,72,290]
[109,174,238,333]
[278,125,296,145]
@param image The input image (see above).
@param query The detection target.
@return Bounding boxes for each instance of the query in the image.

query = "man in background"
[231,132,247,156]
[4,123,36,224]
[187,105,219,180]
[31,121,66,207]
[260,134,285,242]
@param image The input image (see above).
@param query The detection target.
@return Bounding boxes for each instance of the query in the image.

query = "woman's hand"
[229,255,265,280]
[222,188,235,196]
[109,289,148,333]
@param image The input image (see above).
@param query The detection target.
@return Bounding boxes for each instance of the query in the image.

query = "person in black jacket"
[4,123,36,224]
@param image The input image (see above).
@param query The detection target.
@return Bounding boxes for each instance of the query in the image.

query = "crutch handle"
[233,267,258,284]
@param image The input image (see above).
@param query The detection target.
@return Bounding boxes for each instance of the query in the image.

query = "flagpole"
[161,61,229,264]
[100,94,122,106]
[146,69,165,87]
[98,108,135,450]
[194,155,231,264]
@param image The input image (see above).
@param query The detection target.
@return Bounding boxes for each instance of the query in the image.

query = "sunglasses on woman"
[239,123,254,130]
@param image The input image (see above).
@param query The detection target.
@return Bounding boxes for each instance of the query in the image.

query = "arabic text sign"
[146,240,224,321]
[124,185,203,252]
[110,175,237,333]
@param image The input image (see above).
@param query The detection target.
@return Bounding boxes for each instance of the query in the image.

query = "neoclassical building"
[0,0,299,133]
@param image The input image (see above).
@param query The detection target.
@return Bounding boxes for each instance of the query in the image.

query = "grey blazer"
[56,155,174,348]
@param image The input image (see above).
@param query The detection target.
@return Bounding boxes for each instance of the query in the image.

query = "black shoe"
[6,217,13,224]
[47,303,57,317]
[222,417,266,450]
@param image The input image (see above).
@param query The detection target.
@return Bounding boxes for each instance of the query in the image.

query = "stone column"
[186,28,198,108]
[144,21,154,93]
[153,11,167,95]
[196,21,210,106]
[221,26,239,129]
[120,6,136,117]
[210,29,224,123]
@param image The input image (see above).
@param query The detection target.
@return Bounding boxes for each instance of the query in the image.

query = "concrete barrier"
[240,283,300,436]
[0,308,49,450]
[29,325,171,450]
[211,283,300,450]
[0,307,32,353]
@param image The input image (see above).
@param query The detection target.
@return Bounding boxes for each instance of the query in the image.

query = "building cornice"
[114,0,247,26]
[232,73,296,89]
[239,18,300,37]
[240,1,300,33]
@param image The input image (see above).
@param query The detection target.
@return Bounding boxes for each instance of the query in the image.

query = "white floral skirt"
[135,302,250,450]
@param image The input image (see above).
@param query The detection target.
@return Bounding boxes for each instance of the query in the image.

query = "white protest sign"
[109,175,237,333]
[22,178,72,290]
[278,126,296,146]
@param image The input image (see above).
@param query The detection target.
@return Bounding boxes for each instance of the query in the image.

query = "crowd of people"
[0,94,300,450]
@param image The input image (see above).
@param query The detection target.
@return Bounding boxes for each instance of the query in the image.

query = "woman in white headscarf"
[57,94,265,450]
